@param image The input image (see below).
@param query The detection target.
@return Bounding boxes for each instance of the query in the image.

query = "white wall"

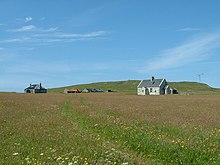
[148,87,160,95]
[137,87,146,95]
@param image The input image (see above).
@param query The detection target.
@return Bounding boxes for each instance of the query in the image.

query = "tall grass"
[63,96,219,164]
[0,93,219,164]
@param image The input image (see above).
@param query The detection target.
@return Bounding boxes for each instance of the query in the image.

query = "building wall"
[137,87,146,95]
[159,79,167,94]
[165,86,171,94]
[147,87,160,95]
[24,89,35,93]
[35,89,47,93]
[64,89,68,94]
[138,87,161,95]
[82,89,89,93]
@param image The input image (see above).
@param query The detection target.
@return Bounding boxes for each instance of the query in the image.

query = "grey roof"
[24,84,46,90]
[25,84,38,90]
[83,88,104,92]
[138,79,164,88]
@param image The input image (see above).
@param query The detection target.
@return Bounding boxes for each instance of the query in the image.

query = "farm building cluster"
[24,77,178,95]
[137,77,178,95]
[64,88,104,93]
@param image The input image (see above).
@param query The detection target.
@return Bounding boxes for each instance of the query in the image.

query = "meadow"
[0,92,219,164]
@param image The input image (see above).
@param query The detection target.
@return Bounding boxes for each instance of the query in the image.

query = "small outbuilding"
[64,88,81,94]
[24,83,47,94]
[170,88,178,94]
[82,88,93,93]
[82,88,104,93]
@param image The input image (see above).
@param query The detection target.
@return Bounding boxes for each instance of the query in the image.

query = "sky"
[1,0,220,92]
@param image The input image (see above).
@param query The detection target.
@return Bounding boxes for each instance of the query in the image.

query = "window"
[150,88,152,92]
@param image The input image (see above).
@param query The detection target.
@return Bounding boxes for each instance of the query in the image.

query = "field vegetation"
[0,92,219,164]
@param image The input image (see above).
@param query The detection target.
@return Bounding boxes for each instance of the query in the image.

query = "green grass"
[64,96,219,164]
[169,82,220,95]
[49,80,220,95]
[0,93,219,164]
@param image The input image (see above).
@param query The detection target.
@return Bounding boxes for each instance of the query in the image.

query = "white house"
[137,77,171,95]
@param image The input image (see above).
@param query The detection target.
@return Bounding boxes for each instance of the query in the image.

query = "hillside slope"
[50,80,140,93]
[169,82,220,95]
[49,80,220,95]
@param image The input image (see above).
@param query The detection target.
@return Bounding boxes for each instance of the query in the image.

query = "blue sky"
[1,0,220,92]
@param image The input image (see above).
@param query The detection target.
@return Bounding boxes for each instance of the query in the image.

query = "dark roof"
[138,79,164,88]
[25,84,38,90]
[83,88,94,92]
[24,84,46,90]
[94,88,104,92]
[83,88,104,92]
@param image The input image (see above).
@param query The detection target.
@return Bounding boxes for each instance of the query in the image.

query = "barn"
[64,88,81,94]
[137,77,171,95]
[24,83,47,94]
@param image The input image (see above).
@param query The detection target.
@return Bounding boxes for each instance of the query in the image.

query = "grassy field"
[0,92,219,164]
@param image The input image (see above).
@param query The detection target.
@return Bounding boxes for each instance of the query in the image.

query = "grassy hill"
[49,80,140,93]
[169,82,220,95]
[49,80,220,95]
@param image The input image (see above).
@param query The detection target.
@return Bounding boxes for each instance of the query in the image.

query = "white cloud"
[2,30,108,44]
[140,32,220,73]
[3,38,23,43]
[176,27,201,32]
[25,16,32,22]
[9,25,57,33]
[57,31,107,38]
[16,16,33,23]
[43,27,58,32]
[10,25,36,32]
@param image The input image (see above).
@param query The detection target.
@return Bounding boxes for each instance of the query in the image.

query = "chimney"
[40,83,42,89]
[151,76,155,81]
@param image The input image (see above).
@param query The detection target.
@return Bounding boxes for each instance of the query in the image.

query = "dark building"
[24,83,47,94]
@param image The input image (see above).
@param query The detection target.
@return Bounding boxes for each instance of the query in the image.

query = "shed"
[82,88,104,93]
[64,88,81,94]
[170,88,178,94]
[82,88,94,93]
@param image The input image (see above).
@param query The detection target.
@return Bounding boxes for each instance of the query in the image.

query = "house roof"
[83,88,93,92]
[83,88,104,92]
[66,88,80,91]
[25,84,38,90]
[24,84,46,90]
[138,79,164,88]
